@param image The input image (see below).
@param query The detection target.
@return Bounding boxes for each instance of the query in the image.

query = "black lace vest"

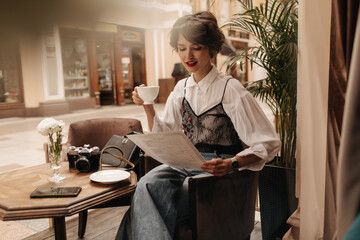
[181,78,242,154]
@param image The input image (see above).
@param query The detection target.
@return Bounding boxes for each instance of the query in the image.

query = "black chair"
[143,157,259,240]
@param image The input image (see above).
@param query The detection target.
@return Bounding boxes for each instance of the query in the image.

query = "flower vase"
[37,117,66,183]
[48,144,66,183]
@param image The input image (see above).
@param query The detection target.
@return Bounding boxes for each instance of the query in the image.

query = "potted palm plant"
[223,0,298,239]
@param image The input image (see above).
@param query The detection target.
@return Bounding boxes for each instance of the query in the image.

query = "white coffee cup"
[136,86,160,105]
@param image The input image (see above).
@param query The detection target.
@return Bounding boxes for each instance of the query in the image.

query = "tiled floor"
[0,101,271,239]
[0,221,36,240]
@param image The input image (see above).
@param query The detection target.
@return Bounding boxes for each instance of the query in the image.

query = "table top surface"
[0,163,137,221]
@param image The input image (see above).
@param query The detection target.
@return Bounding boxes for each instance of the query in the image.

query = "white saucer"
[90,170,130,184]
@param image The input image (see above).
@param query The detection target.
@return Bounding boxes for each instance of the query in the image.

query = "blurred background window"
[0,34,22,104]
[60,29,90,99]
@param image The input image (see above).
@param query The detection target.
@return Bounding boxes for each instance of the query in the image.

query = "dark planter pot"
[259,163,298,240]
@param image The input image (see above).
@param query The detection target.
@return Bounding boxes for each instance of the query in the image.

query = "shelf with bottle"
[64,76,88,80]
[64,75,88,87]
[65,86,89,90]
[64,75,89,98]
[65,88,90,98]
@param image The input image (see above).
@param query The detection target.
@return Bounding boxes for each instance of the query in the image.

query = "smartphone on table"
[30,187,82,198]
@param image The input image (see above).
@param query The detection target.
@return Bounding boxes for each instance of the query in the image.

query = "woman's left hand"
[201,158,231,177]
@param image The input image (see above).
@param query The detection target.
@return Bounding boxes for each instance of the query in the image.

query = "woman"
[130,11,280,239]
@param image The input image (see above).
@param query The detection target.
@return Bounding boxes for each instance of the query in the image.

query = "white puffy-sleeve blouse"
[152,66,281,171]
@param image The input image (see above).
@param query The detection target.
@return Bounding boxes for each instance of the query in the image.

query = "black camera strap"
[100,145,135,170]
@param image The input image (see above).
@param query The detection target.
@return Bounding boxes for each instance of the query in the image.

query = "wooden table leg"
[78,210,88,238]
[53,217,67,240]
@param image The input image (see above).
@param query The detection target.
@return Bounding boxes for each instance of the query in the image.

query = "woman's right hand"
[132,84,145,105]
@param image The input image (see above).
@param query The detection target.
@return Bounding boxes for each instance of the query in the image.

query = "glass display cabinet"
[61,30,90,99]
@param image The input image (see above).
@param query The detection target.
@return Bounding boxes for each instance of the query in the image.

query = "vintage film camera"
[67,144,100,173]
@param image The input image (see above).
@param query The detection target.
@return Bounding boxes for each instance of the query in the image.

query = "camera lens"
[75,157,90,173]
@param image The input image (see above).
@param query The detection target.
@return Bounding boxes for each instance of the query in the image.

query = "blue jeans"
[131,152,233,240]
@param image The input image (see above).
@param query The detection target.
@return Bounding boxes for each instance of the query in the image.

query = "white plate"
[90,170,130,184]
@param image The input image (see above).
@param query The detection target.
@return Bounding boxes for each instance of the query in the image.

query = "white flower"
[37,118,65,136]
[37,118,65,165]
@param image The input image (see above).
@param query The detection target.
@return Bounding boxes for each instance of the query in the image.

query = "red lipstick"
[186,61,197,67]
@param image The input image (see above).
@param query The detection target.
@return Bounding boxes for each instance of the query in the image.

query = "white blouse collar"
[187,65,218,94]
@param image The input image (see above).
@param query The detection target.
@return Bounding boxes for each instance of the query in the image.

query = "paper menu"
[126,131,205,170]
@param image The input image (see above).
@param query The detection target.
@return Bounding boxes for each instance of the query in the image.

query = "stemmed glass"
[37,118,66,183]
[48,143,66,183]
